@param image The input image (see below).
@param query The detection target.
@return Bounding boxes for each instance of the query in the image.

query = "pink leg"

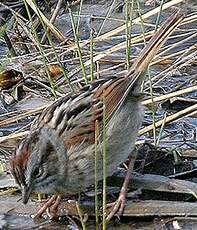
[106,155,136,221]
[34,195,61,219]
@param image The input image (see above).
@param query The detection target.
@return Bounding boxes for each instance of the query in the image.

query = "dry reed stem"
[25,0,68,42]
[57,32,157,85]
[57,15,195,86]
[93,0,185,42]
[58,0,186,58]
[142,85,197,105]
[0,105,49,127]
[139,104,197,135]
[148,46,197,87]
[0,131,28,144]
[41,0,64,43]
[158,32,197,58]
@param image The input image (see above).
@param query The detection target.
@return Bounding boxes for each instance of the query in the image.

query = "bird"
[10,12,184,220]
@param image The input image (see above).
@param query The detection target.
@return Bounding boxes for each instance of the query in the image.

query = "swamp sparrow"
[10,12,184,218]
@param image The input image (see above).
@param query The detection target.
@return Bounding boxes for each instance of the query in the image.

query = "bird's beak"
[22,184,32,204]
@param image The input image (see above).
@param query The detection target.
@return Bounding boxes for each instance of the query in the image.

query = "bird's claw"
[33,195,61,220]
[106,193,126,221]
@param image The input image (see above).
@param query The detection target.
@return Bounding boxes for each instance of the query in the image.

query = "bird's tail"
[126,11,184,92]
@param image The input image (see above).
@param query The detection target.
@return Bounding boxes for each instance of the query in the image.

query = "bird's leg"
[47,195,62,219]
[34,195,61,220]
[106,154,136,221]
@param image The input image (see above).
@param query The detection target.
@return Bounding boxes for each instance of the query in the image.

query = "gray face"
[22,130,67,204]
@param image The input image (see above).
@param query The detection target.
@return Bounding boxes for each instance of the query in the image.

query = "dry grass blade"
[181,13,197,25]
[25,0,69,42]
[0,105,49,127]
[113,171,197,196]
[56,32,161,85]
[156,32,197,59]
[142,86,197,105]
[0,131,28,144]
[41,0,64,43]
[148,45,197,86]
[57,14,194,86]
[94,0,185,42]
[57,0,185,60]
[139,104,197,135]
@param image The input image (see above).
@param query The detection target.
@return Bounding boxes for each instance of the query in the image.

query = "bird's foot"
[106,191,126,221]
[33,195,61,220]
[106,155,136,221]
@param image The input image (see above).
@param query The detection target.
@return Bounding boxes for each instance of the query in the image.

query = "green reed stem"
[23,0,56,97]
[76,0,83,36]
[147,69,156,144]
[102,96,107,230]
[76,201,87,230]
[90,29,95,82]
[156,112,167,146]
[97,0,116,37]
[125,0,134,70]
[94,120,99,230]
[3,31,17,57]
[136,0,157,144]
[31,0,75,92]
[68,3,88,84]
[155,0,165,31]
[96,61,100,79]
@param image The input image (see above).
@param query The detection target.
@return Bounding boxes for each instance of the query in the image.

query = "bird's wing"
[33,75,128,146]
[33,12,184,147]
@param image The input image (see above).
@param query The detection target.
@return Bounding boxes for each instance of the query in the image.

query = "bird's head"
[10,128,67,204]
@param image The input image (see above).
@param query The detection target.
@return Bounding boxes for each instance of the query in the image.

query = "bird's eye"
[33,167,43,178]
